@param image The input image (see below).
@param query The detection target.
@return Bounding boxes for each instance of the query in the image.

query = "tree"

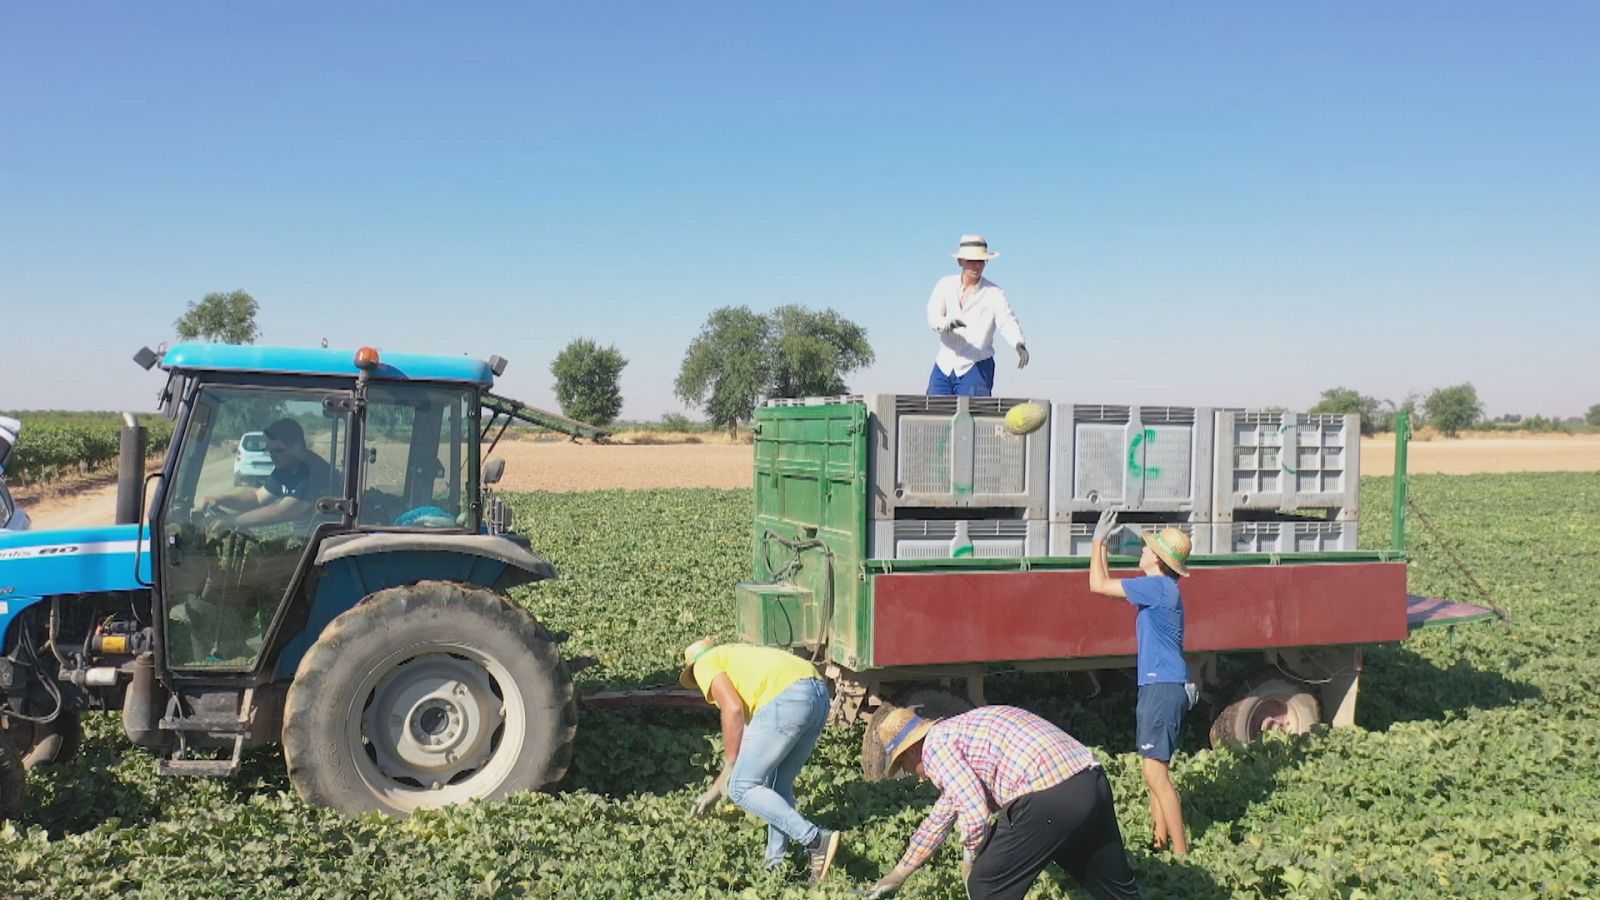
[674,307,772,439]
[551,338,628,426]
[675,305,876,437]
[1309,387,1382,436]
[1423,383,1483,437]
[1587,404,1600,428]
[175,289,260,344]
[767,305,875,399]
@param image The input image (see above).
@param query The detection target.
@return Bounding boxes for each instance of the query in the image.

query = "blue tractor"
[0,343,608,818]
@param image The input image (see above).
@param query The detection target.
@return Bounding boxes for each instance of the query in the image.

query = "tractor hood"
[0,523,151,606]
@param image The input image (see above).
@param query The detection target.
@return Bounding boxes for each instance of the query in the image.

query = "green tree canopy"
[1309,387,1383,436]
[1423,383,1484,437]
[674,305,875,437]
[1587,403,1600,428]
[767,305,875,399]
[674,307,772,437]
[551,338,628,426]
[175,289,260,344]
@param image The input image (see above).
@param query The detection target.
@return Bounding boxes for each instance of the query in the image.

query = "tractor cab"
[152,346,487,671]
[0,342,607,818]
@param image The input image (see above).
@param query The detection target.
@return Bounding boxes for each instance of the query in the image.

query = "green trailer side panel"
[744,403,869,667]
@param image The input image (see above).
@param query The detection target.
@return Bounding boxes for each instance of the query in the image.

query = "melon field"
[3,473,1597,898]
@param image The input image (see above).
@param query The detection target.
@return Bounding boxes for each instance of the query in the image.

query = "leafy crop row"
[0,411,174,484]
[3,475,1597,897]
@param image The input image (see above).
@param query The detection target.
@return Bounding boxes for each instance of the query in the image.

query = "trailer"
[731,395,1495,776]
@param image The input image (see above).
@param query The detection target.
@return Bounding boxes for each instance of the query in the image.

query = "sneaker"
[806,829,841,884]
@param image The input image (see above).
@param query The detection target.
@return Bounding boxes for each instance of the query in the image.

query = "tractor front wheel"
[1209,676,1321,749]
[282,580,577,817]
[0,711,83,770]
[0,735,24,821]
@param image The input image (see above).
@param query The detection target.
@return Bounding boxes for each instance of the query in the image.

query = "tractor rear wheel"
[860,688,974,781]
[0,735,24,821]
[282,580,577,817]
[1209,676,1320,749]
[1,712,83,770]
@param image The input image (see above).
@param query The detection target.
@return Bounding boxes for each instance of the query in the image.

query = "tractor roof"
[161,343,496,386]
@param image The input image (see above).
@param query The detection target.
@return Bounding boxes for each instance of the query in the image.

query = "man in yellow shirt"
[682,638,842,883]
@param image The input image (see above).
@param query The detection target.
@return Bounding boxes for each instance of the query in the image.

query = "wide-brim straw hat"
[679,637,720,689]
[875,707,937,775]
[952,234,999,261]
[1141,527,1193,577]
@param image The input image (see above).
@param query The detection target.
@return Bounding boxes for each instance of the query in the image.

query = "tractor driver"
[201,418,332,533]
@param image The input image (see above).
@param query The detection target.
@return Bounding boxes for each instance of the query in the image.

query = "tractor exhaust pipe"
[115,413,146,525]
[122,652,170,750]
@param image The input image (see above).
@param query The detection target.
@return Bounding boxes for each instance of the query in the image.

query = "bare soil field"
[17,432,1599,530]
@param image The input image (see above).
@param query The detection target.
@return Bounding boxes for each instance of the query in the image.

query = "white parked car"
[233,430,275,486]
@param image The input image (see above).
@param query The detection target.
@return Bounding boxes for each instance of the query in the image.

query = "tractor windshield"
[357,384,477,529]
[159,385,352,669]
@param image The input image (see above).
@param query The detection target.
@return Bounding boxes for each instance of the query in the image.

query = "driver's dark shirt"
[264,453,333,501]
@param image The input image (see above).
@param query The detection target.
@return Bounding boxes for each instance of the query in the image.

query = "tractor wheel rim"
[1248,698,1293,737]
[350,644,525,811]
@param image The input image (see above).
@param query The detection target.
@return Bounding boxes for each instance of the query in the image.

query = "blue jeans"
[728,678,830,866]
[927,357,996,396]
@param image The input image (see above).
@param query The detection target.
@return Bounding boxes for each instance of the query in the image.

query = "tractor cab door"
[156,385,352,669]
[356,384,477,530]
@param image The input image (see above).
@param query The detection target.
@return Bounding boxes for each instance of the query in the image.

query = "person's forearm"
[1088,542,1110,592]
[719,705,744,763]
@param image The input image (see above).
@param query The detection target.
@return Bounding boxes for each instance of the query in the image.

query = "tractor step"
[157,756,241,778]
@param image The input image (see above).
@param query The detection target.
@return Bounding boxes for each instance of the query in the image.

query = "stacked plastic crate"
[862,394,1050,560]
[1046,404,1216,556]
[1210,411,1360,553]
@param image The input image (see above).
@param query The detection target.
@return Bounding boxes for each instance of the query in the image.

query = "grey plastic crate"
[1214,410,1359,512]
[866,394,1050,516]
[1217,519,1356,554]
[1048,519,1210,558]
[872,517,1048,560]
[1048,403,1215,517]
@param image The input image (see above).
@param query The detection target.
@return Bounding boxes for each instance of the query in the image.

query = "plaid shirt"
[898,705,1099,871]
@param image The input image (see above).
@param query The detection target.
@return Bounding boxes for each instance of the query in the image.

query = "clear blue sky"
[3,2,1596,420]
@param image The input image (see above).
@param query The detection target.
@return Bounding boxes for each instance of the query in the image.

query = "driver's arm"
[233,494,311,528]
[201,486,270,514]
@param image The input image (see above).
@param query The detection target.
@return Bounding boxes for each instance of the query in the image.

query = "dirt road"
[21,434,1599,531]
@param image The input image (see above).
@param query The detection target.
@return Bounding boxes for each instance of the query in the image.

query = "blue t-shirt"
[1123,575,1187,685]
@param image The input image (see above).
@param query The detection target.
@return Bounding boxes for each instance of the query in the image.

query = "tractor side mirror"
[482,458,505,486]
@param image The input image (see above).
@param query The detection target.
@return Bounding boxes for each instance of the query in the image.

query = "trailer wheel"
[1209,677,1321,749]
[1,712,83,770]
[0,735,24,821]
[282,580,577,817]
[860,688,974,781]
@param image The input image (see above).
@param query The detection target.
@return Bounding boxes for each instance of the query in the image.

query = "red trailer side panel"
[870,562,1409,668]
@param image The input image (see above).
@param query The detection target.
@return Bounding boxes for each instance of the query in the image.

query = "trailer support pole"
[1391,410,1410,554]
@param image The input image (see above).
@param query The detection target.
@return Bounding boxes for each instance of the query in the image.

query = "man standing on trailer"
[925,234,1029,396]
[1087,510,1196,855]
[864,704,1142,899]
[681,638,843,883]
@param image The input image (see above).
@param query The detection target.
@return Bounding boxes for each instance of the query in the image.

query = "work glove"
[1092,508,1119,545]
[937,317,966,333]
[863,864,914,898]
[1016,343,1029,369]
[690,766,731,817]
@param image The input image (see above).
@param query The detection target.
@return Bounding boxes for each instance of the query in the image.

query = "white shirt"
[926,274,1027,376]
